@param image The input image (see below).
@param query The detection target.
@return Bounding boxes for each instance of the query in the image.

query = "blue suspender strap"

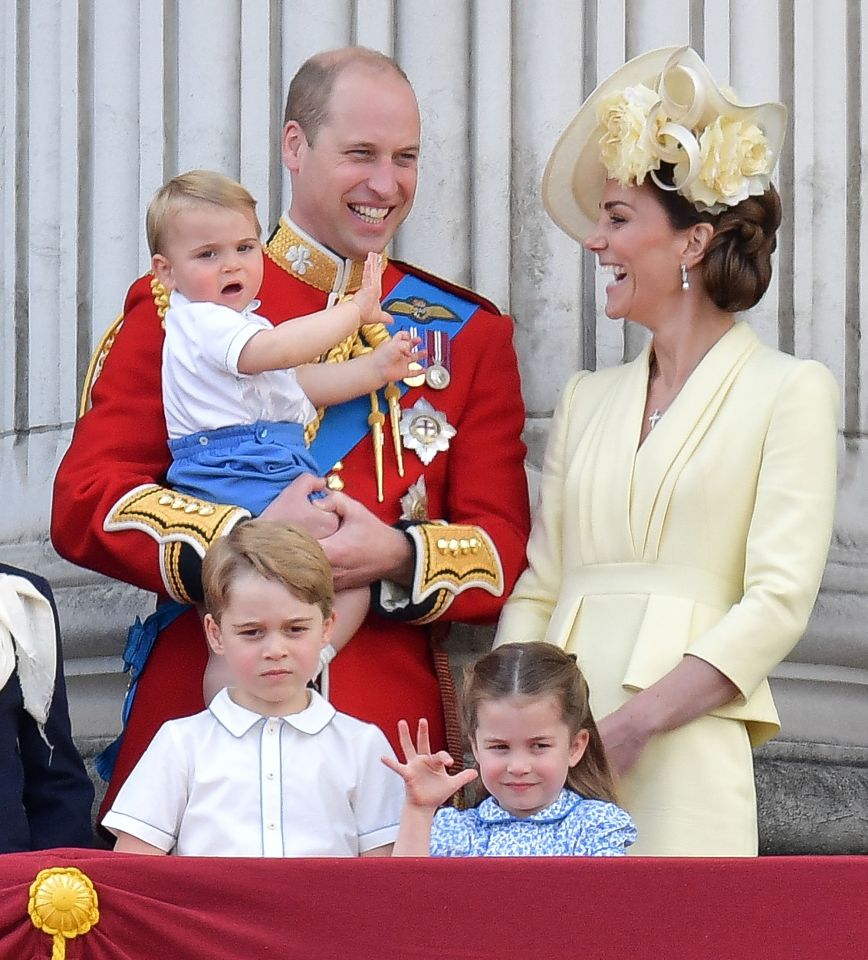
[95,599,190,781]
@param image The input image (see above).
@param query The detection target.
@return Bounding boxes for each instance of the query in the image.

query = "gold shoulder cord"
[264,240,401,500]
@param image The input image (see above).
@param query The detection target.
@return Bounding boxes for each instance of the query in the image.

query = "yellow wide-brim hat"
[542,46,788,242]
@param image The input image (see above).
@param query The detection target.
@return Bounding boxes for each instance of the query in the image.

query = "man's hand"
[259,473,339,540]
[316,490,414,590]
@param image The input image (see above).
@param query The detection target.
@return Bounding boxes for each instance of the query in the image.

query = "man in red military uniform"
[51,47,530,814]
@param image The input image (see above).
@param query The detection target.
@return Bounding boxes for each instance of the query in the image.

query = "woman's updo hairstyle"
[651,163,782,313]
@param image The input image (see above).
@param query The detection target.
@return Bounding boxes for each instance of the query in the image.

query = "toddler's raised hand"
[382,719,477,811]
[373,331,423,383]
[351,252,391,327]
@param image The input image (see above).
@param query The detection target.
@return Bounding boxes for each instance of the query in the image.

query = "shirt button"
[198,436,208,445]
[267,823,276,831]
[266,772,275,780]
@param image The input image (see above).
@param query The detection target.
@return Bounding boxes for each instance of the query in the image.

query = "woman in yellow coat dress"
[494,47,839,856]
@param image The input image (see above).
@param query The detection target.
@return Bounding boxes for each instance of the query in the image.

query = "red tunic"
[51,225,530,815]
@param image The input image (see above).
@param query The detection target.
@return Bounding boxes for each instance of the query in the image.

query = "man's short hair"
[202,520,335,622]
[146,169,262,256]
[284,46,411,143]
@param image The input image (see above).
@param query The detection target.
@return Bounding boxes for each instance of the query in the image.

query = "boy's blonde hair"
[202,520,335,622]
[146,169,262,256]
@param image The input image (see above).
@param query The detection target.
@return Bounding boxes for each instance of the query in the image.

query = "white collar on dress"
[209,686,336,737]
[476,788,581,824]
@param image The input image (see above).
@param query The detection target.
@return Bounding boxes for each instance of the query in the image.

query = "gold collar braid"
[264,218,392,447]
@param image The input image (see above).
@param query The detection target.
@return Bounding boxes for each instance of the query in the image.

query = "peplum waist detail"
[561,562,741,609]
[545,562,780,748]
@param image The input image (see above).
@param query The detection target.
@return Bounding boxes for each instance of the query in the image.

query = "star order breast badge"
[399,398,456,466]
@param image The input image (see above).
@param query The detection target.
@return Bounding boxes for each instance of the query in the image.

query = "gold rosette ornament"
[28,867,99,959]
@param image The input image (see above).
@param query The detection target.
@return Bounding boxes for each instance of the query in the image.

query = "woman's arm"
[602,360,839,774]
[597,655,739,775]
[494,372,590,645]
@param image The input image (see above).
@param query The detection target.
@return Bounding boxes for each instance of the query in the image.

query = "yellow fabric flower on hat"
[682,116,773,211]
[597,84,662,186]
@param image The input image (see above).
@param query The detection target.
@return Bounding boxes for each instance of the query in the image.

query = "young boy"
[102,520,404,856]
[148,170,419,701]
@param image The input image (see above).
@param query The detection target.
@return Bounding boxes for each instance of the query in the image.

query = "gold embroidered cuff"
[104,484,250,599]
[406,523,505,612]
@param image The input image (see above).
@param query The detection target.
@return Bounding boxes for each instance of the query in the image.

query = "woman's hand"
[596,706,654,778]
[382,719,478,810]
[597,655,741,777]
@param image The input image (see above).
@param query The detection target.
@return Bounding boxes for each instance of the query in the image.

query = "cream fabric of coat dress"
[495,322,838,856]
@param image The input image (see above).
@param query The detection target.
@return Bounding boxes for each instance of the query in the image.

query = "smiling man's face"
[282,64,421,261]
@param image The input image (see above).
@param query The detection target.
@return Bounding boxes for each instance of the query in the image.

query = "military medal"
[400,476,430,521]
[403,325,426,387]
[400,398,456,466]
[424,330,451,390]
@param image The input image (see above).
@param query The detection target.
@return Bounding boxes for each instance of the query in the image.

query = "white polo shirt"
[102,689,403,857]
[161,291,315,439]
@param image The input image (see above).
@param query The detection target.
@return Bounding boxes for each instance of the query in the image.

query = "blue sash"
[309,272,481,470]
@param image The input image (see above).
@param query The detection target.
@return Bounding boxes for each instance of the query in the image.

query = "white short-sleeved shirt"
[161,291,316,439]
[102,688,403,857]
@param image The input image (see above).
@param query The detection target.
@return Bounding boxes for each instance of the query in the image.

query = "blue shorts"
[167,420,321,516]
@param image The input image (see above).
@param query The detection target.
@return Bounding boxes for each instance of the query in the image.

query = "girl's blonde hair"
[462,641,618,804]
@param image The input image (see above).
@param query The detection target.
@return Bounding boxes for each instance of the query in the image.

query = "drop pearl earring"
[681,263,690,291]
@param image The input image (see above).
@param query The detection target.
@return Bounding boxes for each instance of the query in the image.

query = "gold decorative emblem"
[383,296,459,325]
[399,398,456,466]
[28,867,100,958]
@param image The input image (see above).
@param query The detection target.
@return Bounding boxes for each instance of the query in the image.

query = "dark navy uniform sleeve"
[0,563,94,852]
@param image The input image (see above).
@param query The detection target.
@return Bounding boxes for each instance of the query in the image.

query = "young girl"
[383,641,636,856]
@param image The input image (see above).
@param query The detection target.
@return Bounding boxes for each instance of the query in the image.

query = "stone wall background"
[2,0,866,850]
